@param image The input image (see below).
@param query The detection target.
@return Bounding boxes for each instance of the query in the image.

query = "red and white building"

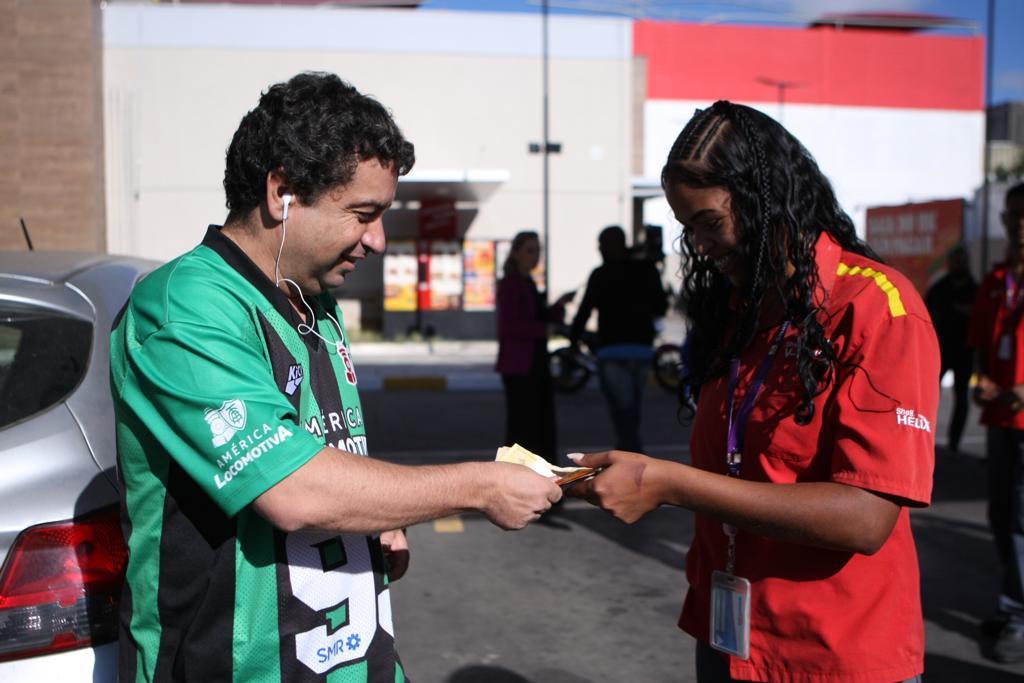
[101,4,985,336]
[634,18,984,289]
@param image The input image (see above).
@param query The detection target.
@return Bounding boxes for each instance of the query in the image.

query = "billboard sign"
[865,199,964,294]
[463,240,497,311]
[383,241,418,312]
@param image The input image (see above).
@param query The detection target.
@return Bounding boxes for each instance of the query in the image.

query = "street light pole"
[541,0,551,301]
[980,0,995,273]
[527,0,561,299]
[756,76,801,125]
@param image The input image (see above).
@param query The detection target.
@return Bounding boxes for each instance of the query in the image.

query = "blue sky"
[421,0,1024,105]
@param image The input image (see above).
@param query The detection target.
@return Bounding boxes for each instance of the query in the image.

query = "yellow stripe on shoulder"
[836,262,907,318]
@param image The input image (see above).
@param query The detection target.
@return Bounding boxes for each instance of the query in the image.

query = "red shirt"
[966,263,1024,429]
[680,233,937,683]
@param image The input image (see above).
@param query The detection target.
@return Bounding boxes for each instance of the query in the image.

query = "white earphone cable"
[275,209,347,353]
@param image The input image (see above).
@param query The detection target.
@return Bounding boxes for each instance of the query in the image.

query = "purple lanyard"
[724,321,791,477]
[1006,271,1024,320]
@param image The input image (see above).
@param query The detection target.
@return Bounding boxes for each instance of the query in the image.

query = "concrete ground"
[351,344,1024,682]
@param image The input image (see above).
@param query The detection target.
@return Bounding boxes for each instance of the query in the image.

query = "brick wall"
[0,0,105,252]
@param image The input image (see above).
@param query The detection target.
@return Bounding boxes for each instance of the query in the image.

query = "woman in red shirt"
[571,102,937,682]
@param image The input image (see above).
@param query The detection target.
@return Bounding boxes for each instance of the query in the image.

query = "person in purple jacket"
[496,231,574,464]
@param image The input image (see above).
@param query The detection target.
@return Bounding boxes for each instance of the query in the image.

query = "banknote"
[495,443,596,486]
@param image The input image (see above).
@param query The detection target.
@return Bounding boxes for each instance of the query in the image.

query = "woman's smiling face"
[665,183,745,287]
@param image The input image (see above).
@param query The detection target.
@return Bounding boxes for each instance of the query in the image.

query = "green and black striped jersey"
[110,227,405,683]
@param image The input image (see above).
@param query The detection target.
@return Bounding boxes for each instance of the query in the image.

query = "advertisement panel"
[383,241,418,312]
[463,240,497,311]
[865,199,964,294]
[428,240,463,311]
[418,198,458,240]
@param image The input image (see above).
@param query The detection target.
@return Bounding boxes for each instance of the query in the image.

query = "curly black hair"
[661,101,879,425]
[1008,181,1024,205]
[223,72,415,222]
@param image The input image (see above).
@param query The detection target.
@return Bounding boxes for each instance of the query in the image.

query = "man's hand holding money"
[495,443,598,486]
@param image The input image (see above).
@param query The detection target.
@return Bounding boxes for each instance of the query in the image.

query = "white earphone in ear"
[282,193,293,221]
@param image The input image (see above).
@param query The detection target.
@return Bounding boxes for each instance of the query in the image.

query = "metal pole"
[542,0,551,302]
[980,0,994,273]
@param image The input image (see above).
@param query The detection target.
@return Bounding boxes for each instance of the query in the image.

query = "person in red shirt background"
[570,101,937,682]
[968,181,1024,664]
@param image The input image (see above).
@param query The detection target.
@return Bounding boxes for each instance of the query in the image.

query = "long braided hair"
[662,101,879,425]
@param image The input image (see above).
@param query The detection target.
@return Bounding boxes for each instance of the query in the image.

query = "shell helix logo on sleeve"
[204,399,247,447]
[896,407,931,432]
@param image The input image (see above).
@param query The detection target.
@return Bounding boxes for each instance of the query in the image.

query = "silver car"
[0,252,158,680]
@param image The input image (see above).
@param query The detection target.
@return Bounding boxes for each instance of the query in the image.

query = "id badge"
[710,570,751,660]
[999,334,1013,361]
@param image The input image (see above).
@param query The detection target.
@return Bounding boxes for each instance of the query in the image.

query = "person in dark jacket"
[925,245,977,453]
[569,225,668,452]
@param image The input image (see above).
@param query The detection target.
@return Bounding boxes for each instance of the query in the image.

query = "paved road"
[359,378,1024,682]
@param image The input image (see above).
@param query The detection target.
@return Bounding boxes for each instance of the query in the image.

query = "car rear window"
[0,303,92,429]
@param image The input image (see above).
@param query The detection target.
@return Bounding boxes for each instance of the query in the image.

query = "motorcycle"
[549,323,685,396]
[549,326,598,393]
[651,341,684,393]
[653,337,696,410]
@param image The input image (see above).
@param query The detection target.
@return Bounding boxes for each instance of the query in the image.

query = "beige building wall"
[102,5,633,299]
[2,0,106,252]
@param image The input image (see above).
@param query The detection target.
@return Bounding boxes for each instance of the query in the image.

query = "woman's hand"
[974,374,1002,406]
[1006,384,1024,412]
[975,376,1024,411]
[569,451,901,554]
[555,290,576,306]
[566,451,664,523]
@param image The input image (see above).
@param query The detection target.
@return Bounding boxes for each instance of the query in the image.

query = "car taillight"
[0,504,127,662]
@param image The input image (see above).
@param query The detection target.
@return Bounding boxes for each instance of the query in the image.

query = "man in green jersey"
[110,72,562,683]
